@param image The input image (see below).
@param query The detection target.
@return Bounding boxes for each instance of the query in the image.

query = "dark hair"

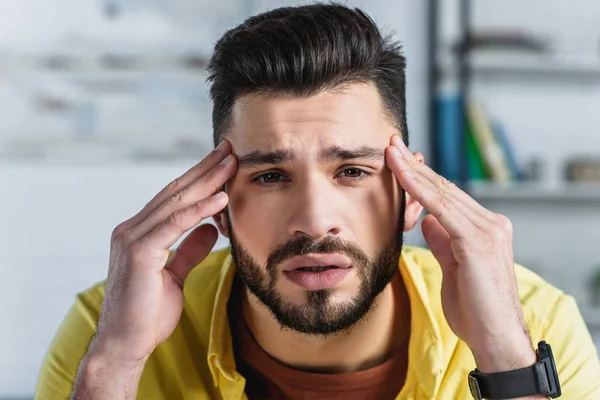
[207,2,408,147]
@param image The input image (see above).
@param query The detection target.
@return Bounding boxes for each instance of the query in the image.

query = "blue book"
[434,92,463,183]
[491,120,525,181]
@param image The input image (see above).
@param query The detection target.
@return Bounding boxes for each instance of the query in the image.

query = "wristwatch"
[468,341,561,399]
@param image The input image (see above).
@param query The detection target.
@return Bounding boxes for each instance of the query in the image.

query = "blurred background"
[1,0,600,397]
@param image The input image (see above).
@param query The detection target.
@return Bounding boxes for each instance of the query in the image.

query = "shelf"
[468,52,600,80]
[437,50,600,80]
[467,181,600,202]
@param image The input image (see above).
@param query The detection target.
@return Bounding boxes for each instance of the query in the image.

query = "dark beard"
[225,195,406,337]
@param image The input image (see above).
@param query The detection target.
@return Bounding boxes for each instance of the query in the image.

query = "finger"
[165,223,219,288]
[386,147,474,236]
[390,135,489,218]
[123,140,232,230]
[142,191,229,256]
[421,214,456,271]
[129,154,237,240]
[386,148,490,236]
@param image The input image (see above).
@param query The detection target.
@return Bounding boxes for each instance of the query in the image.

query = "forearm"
[71,342,146,400]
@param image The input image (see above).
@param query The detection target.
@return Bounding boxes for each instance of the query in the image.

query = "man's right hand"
[72,140,237,399]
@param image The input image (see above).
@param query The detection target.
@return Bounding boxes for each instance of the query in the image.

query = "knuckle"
[437,187,453,210]
[111,225,132,246]
[165,209,185,228]
[166,177,181,193]
[209,180,223,196]
[437,175,456,190]
[202,164,220,182]
[168,188,187,204]
[191,176,219,199]
[111,223,126,240]
[439,196,453,214]
[407,157,421,169]
[495,214,513,234]
[488,216,512,242]
[198,155,210,168]
[188,200,206,216]
[199,166,225,193]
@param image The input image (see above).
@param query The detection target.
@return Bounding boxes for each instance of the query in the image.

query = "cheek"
[226,181,280,258]
[363,172,400,241]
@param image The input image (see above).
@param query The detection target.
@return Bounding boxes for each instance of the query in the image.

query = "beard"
[226,194,406,337]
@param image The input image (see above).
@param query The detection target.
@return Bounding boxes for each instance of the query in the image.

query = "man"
[36,3,600,400]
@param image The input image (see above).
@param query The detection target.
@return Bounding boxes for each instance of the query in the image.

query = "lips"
[295,266,337,272]
[283,253,352,272]
[282,253,353,290]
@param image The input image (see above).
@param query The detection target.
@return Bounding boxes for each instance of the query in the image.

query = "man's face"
[222,83,406,336]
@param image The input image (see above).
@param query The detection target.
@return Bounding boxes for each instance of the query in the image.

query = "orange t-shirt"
[231,296,408,400]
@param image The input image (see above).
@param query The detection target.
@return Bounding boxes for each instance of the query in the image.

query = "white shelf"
[468,52,600,79]
[467,181,600,202]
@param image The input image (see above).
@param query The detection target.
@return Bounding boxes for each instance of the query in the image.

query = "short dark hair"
[207,2,408,147]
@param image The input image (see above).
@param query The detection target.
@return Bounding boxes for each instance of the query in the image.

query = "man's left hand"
[386,134,536,373]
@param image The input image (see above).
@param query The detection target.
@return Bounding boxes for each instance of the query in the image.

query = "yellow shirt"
[36,246,600,399]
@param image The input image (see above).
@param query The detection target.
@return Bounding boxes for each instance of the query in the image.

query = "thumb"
[165,223,219,287]
[421,214,456,271]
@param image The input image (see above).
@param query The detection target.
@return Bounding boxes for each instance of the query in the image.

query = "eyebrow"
[237,145,384,169]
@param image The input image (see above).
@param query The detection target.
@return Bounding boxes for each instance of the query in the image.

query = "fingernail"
[398,136,408,148]
[392,146,403,159]
[216,140,226,151]
[219,155,232,166]
[212,191,226,201]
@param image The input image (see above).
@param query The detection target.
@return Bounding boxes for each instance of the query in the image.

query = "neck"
[241,271,411,373]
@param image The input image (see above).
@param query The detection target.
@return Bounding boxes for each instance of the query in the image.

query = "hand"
[92,140,237,365]
[385,135,535,373]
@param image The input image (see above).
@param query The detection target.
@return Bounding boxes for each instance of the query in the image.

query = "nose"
[286,174,342,240]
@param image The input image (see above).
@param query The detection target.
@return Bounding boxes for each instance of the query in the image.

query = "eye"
[342,168,364,178]
[337,167,372,181]
[253,172,289,185]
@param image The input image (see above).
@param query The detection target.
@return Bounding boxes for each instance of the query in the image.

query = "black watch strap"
[469,362,549,399]
[468,341,561,399]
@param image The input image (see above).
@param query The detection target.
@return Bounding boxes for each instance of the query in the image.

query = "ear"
[212,210,230,238]
[403,151,425,232]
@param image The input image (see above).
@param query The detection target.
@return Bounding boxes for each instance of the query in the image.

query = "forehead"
[228,83,399,152]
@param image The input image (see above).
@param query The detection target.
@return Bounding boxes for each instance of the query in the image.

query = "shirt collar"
[399,248,445,398]
[206,247,444,398]
[206,253,240,387]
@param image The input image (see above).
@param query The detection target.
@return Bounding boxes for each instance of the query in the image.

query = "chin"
[258,284,375,337]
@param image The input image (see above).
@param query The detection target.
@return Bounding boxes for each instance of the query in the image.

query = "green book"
[465,113,487,181]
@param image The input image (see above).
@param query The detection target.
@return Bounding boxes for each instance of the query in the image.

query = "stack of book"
[465,103,525,183]
[434,95,524,184]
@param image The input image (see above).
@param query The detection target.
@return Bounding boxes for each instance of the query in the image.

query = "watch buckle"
[468,371,483,400]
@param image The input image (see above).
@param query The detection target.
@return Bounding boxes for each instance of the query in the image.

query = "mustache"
[266,236,371,270]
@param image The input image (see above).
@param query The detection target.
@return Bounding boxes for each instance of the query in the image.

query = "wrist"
[71,338,147,399]
[84,344,148,378]
[470,334,536,373]
[90,331,153,367]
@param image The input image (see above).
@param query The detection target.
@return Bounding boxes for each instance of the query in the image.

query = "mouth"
[283,253,352,272]
[294,266,340,272]
[282,254,353,290]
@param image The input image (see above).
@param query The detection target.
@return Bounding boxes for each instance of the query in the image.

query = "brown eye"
[260,173,281,183]
[253,172,289,186]
[343,168,363,178]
